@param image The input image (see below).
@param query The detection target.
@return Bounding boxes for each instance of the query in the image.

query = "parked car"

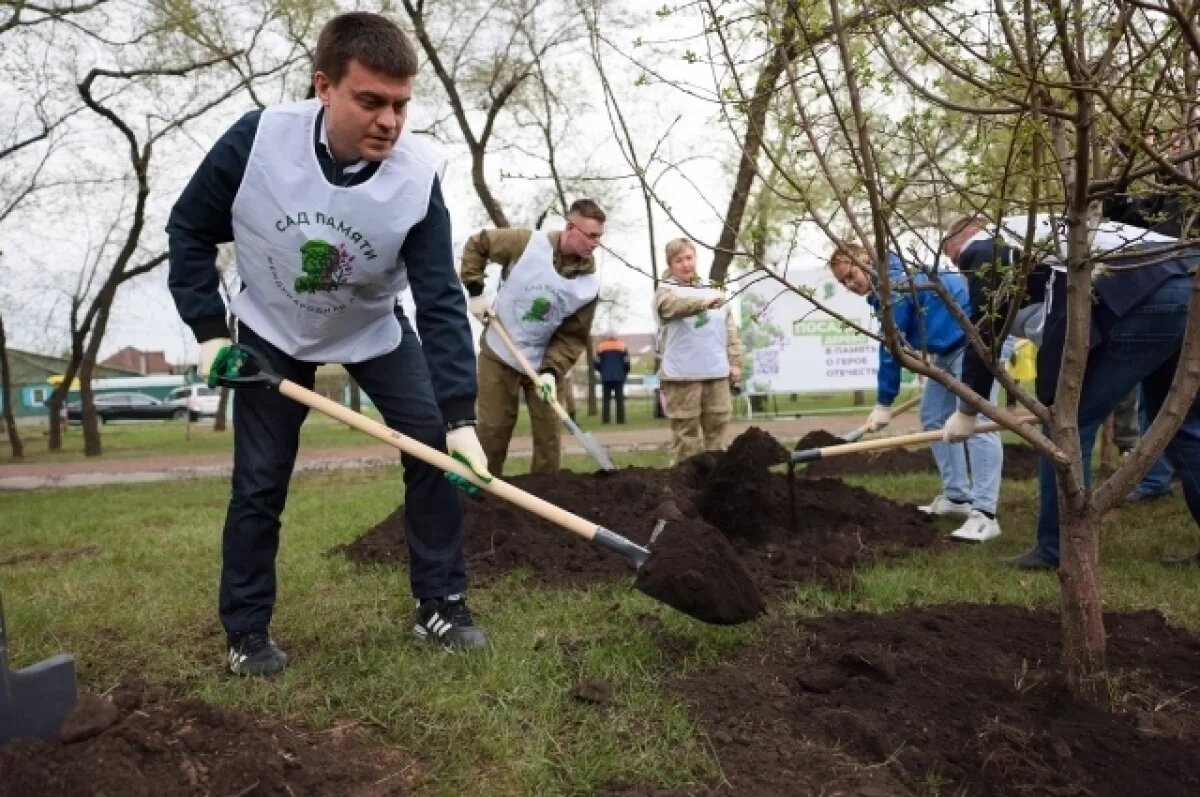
[165,384,222,421]
[66,392,186,424]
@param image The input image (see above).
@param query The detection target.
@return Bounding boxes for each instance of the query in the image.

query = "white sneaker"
[950,510,1002,543]
[918,494,973,518]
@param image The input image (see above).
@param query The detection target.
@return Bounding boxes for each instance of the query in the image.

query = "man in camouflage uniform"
[459,200,605,475]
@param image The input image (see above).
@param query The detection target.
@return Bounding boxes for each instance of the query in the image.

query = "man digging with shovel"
[827,243,1005,542]
[459,200,605,476]
[167,13,492,675]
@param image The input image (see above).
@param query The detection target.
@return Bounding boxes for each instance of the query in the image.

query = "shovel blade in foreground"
[0,653,78,743]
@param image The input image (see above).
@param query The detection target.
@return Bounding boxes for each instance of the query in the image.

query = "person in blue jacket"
[167,13,491,676]
[828,243,1004,543]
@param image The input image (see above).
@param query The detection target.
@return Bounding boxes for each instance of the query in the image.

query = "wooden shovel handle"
[795,417,1032,462]
[487,318,571,423]
[276,380,598,539]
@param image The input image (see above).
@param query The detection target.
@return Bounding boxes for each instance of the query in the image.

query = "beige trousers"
[660,378,732,465]
[476,351,563,476]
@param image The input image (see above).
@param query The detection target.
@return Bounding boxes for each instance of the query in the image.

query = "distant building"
[1,349,140,420]
[101,346,182,375]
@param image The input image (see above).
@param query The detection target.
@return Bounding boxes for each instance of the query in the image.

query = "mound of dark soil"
[0,678,423,796]
[338,427,938,602]
[795,429,1041,479]
[604,605,1200,796]
[634,518,766,625]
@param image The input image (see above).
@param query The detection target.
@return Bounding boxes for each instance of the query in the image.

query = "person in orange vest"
[593,332,630,424]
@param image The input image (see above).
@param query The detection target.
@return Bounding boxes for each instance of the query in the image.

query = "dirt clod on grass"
[0,678,422,797]
[634,517,765,625]
[795,428,1041,479]
[339,426,938,607]
[603,604,1200,797]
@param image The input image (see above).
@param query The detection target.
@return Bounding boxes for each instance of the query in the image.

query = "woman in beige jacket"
[655,238,743,464]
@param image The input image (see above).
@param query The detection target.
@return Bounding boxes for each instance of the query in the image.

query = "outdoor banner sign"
[739,268,883,394]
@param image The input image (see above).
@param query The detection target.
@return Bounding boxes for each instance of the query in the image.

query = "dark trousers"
[602,381,626,424]
[1034,275,1200,564]
[220,313,466,635]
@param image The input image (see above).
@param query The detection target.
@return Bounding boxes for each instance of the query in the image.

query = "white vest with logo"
[230,98,444,363]
[658,283,729,380]
[485,232,599,371]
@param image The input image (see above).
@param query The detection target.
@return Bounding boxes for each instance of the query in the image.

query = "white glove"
[536,373,557,404]
[446,424,492,491]
[468,295,491,322]
[943,410,977,443]
[199,337,232,380]
[866,404,892,432]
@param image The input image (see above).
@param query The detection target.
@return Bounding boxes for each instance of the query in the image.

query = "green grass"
[2,450,1197,794]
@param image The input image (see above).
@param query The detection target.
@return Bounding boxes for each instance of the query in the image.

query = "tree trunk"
[585,338,598,416]
[47,395,64,449]
[79,356,102,457]
[0,316,24,458]
[1057,499,1108,705]
[214,388,231,432]
[349,377,362,413]
[708,22,796,284]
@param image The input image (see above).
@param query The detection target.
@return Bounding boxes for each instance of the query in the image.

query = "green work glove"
[206,344,248,389]
[536,373,557,404]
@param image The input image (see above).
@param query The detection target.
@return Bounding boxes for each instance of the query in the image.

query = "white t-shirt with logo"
[230,98,444,363]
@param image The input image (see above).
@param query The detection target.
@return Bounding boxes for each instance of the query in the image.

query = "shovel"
[0,591,78,743]
[786,420,1025,527]
[487,317,617,472]
[210,345,763,625]
[838,393,923,443]
[791,420,1019,465]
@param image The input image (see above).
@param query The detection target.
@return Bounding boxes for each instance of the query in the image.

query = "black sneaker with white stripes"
[227,631,288,676]
[413,595,488,650]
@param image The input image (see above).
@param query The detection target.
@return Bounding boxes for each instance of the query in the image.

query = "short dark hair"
[314,12,419,85]
[568,198,607,224]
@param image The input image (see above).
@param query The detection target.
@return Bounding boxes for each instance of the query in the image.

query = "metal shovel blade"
[562,416,617,471]
[0,594,78,743]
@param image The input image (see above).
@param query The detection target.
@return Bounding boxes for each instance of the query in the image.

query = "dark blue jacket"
[165,109,476,424]
[593,340,630,384]
[955,236,1051,402]
[866,253,970,406]
[1035,242,1198,403]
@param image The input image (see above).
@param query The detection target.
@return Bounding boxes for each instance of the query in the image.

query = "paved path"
[0,415,928,490]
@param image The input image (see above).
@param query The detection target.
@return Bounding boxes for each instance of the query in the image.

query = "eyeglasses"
[568,222,603,243]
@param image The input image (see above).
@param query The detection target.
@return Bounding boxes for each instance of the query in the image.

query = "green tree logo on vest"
[295,239,352,293]
[693,310,711,328]
[522,297,552,322]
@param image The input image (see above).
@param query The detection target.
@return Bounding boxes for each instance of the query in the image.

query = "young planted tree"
[680,0,1200,702]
